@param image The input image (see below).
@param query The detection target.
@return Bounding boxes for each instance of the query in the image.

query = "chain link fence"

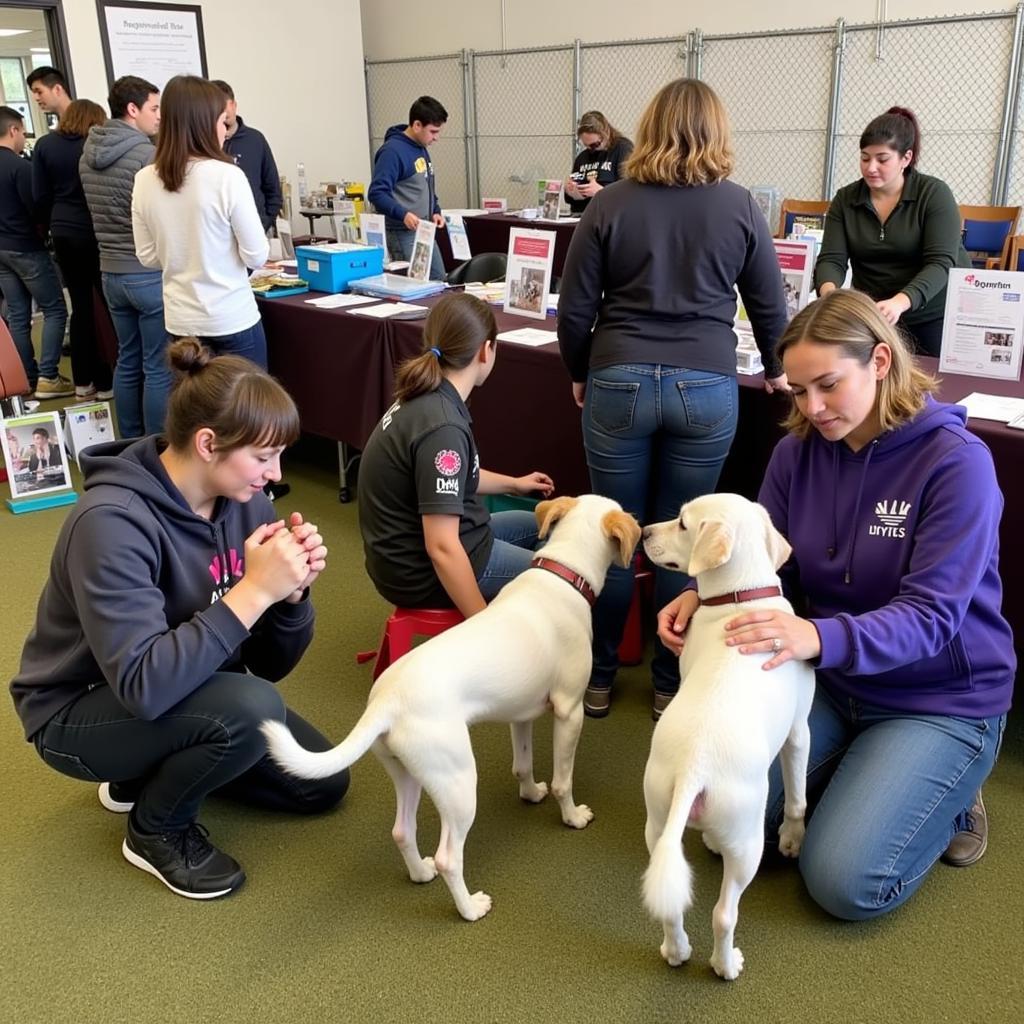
[365,9,1024,213]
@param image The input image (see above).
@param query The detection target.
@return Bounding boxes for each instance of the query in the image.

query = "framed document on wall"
[96,1,208,91]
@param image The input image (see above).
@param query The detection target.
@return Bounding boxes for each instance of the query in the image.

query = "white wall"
[58,0,370,225]
[361,0,1015,58]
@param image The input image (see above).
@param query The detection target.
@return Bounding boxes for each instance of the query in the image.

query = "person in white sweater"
[132,75,270,366]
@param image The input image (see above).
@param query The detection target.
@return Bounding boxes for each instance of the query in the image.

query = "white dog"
[262,495,640,921]
[640,493,814,980]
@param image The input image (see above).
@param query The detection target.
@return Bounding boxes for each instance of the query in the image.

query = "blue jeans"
[33,672,349,833]
[0,248,68,383]
[386,226,446,281]
[193,319,267,369]
[764,685,1007,921]
[582,364,738,693]
[477,509,540,600]
[102,271,171,439]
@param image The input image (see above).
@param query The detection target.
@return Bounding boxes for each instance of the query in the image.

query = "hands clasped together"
[243,512,328,606]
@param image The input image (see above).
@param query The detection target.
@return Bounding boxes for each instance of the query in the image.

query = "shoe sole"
[121,840,241,900]
[34,392,75,400]
[98,782,134,813]
[941,833,988,868]
[583,703,610,718]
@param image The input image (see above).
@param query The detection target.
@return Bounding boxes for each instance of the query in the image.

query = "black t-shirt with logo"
[358,378,493,608]
[567,137,633,215]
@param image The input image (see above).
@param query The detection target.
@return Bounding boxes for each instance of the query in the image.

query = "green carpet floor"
[1,436,1021,1024]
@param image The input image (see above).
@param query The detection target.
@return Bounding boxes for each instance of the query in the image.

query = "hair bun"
[167,336,212,375]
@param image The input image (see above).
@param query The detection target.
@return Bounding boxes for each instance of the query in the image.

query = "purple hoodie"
[759,397,1014,717]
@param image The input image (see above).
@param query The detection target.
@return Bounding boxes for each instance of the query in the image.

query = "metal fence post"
[573,38,582,166]
[461,48,477,207]
[691,29,704,79]
[470,51,482,207]
[993,2,1024,203]
[364,58,374,175]
[822,19,846,200]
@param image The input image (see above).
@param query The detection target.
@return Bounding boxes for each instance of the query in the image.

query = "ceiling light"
[0,30,31,37]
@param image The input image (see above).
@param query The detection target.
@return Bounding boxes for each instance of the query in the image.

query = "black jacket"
[31,131,96,239]
[0,147,43,252]
[223,117,282,230]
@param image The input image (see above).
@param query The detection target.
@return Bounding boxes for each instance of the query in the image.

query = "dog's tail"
[642,771,702,922]
[260,703,390,780]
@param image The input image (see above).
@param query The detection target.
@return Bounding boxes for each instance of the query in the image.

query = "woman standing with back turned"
[132,75,270,365]
[558,78,789,720]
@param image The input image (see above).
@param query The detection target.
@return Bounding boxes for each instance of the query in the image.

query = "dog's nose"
[642,527,652,539]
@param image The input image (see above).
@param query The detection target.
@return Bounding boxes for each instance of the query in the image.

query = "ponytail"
[860,107,921,167]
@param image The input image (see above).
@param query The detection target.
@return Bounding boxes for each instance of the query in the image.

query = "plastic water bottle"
[297,162,308,204]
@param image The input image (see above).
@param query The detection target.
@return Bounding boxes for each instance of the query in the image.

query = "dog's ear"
[759,505,792,570]
[688,519,734,576]
[535,496,577,539]
[602,510,641,567]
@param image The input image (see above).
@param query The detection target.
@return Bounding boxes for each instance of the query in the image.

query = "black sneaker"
[122,816,245,899]
[98,781,137,813]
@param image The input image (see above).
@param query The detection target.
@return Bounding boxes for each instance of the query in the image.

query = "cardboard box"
[295,242,384,293]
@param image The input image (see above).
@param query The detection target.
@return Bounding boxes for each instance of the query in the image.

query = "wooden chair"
[1006,234,1024,272]
[777,199,830,239]
[959,204,1021,269]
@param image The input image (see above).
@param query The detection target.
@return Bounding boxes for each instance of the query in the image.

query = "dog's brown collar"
[530,557,597,607]
[700,586,783,607]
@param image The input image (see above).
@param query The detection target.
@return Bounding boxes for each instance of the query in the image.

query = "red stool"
[356,607,465,680]
[618,556,654,666]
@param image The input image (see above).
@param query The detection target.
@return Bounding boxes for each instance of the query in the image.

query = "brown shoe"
[652,691,675,721]
[583,686,611,718]
[942,791,988,867]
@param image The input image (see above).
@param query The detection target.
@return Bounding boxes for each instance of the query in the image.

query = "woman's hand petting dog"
[656,590,701,656]
[724,609,821,669]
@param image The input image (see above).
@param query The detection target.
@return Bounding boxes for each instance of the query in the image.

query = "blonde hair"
[777,290,938,439]
[624,78,734,187]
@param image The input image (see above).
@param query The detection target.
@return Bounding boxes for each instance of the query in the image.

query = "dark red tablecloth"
[262,294,1024,650]
[462,213,578,278]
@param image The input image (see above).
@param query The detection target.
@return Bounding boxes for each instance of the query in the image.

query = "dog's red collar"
[700,586,782,607]
[530,557,597,607]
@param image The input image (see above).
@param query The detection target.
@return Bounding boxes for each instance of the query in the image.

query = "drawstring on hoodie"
[841,440,877,584]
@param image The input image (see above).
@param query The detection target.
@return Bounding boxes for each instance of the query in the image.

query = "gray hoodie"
[10,436,316,741]
[79,119,156,274]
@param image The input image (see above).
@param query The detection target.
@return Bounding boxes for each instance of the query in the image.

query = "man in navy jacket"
[213,81,282,231]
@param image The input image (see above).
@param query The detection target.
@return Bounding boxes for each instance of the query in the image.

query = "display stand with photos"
[939,268,1024,381]
[408,221,437,282]
[2,411,77,514]
[504,228,555,321]
[63,401,116,468]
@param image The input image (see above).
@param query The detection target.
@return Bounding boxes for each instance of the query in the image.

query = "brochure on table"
[735,238,815,358]
[504,228,555,320]
[540,181,562,221]
[939,269,1024,381]
[2,409,77,511]
[360,213,385,250]
[64,401,115,466]
[408,221,436,281]
[443,211,473,260]
[331,198,360,243]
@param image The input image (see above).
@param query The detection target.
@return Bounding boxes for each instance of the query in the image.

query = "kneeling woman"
[359,293,554,617]
[10,339,349,900]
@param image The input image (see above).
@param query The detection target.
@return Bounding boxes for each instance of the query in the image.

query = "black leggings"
[33,672,349,833]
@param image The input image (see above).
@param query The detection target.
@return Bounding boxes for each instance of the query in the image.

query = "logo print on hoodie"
[869,499,911,538]
[209,549,244,602]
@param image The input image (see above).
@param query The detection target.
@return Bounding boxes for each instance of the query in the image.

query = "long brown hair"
[58,99,106,138]
[393,293,496,403]
[777,290,937,439]
[625,78,734,187]
[164,338,300,453]
[576,110,623,150]
[153,75,233,193]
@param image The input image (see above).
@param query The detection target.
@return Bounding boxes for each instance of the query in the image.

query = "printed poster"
[939,269,1024,381]
[504,228,555,321]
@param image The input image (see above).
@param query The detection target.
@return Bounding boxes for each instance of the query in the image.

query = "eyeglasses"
[586,141,603,151]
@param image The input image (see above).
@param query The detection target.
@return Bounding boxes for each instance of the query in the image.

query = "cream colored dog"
[262,495,640,922]
[640,493,814,980]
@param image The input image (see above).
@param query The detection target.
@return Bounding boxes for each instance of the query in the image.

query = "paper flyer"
[360,213,385,251]
[503,228,555,321]
[939,269,1024,381]
[63,401,115,467]
[2,410,73,500]
[773,238,815,318]
[539,180,562,221]
[408,220,437,281]
[482,197,508,212]
[444,212,472,260]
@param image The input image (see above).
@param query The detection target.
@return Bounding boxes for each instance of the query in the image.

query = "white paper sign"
[64,401,116,467]
[444,212,472,261]
[100,5,206,92]
[504,228,555,321]
[408,221,437,282]
[360,213,385,251]
[939,269,1024,381]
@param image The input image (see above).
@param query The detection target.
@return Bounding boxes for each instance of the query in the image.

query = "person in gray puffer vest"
[79,75,169,439]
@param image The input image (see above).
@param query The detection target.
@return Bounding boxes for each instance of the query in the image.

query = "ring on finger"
[771,637,782,653]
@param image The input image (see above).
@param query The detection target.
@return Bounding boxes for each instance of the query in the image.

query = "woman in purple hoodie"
[657,289,1013,920]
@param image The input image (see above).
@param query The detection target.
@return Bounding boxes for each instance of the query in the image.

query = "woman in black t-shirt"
[565,111,633,215]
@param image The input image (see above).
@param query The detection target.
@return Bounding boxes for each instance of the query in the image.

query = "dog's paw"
[660,937,692,967]
[459,890,493,922]
[702,832,721,856]
[778,818,806,858]
[710,947,744,981]
[563,803,594,829]
[519,780,549,803]
[410,856,438,884]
